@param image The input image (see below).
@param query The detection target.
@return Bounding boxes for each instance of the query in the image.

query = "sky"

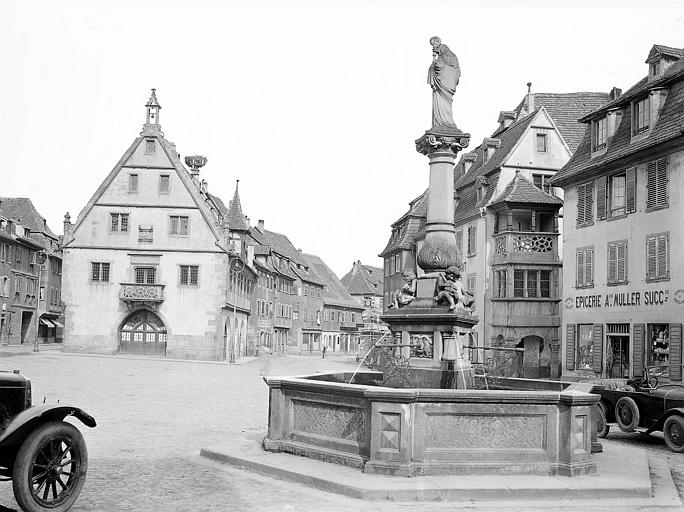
[1,0,683,277]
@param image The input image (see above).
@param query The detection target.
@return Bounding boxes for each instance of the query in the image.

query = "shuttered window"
[467,225,477,256]
[625,167,636,213]
[670,324,682,381]
[596,176,607,220]
[646,232,669,281]
[576,324,594,370]
[566,324,576,370]
[607,241,628,284]
[646,157,668,210]
[576,247,594,288]
[456,230,463,255]
[576,182,594,226]
[633,323,645,377]
[592,324,604,374]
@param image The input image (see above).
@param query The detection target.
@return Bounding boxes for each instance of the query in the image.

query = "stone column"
[415,130,470,273]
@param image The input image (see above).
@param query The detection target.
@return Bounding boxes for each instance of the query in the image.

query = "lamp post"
[228,256,245,364]
[31,250,48,353]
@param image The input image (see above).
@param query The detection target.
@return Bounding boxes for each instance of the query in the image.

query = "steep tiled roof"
[291,262,326,287]
[225,183,249,231]
[454,175,500,224]
[207,193,228,216]
[489,172,562,207]
[379,191,427,257]
[0,197,58,239]
[551,58,684,186]
[649,45,684,60]
[302,253,363,309]
[252,226,307,267]
[341,261,384,296]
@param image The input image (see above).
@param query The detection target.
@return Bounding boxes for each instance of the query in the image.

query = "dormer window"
[650,61,661,77]
[632,97,650,135]
[592,117,607,151]
[476,176,488,203]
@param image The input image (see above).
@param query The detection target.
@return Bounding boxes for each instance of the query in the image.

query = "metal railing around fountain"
[349,332,415,388]
[463,340,524,390]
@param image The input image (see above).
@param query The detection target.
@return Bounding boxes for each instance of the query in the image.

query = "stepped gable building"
[340,260,387,339]
[382,87,611,378]
[0,198,64,346]
[302,253,364,354]
[62,89,254,361]
[549,44,684,382]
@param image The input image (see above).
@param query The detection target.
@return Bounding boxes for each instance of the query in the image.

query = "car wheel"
[664,416,684,453]
[12,421,88,512]
[596,401,610,438]
[615,396,640,432]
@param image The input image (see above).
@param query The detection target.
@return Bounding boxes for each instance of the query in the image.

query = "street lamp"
[31,250,48,353]
[228,256,245,364]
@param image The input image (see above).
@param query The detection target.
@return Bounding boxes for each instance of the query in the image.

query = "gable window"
[179,265,199,286]
[533,174,552,194]
[91,262,110,282]
[169,215,189,235]
[159,174,170,193]
[646,233,669,281]
[536,133,548,152]
[138,226,153,244]
[607,240,628,285]
[592,117,607,151]
[650,61,660,77]
[576,247,594,288]
[145,139,156,154]
[646,157,668,210]
[111,213,129,232]
[467,225,477,256]
[576,182,594,227]
[129,174,139,192]
[632,97,650,135]
[135,266,156,284]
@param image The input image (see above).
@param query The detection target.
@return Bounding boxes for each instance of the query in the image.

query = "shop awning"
[51,320,64,328]
[40,318,56,327]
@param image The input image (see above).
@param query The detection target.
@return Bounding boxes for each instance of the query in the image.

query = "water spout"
[348,331,390,384]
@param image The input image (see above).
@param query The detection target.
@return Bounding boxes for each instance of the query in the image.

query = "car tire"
[615,396,640,432]
[596,401,610,438]
[12,420,88,512]
[664,416,684,453]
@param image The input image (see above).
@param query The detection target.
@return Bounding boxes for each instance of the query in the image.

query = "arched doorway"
[119,310,167,356]
[521,335,544,378]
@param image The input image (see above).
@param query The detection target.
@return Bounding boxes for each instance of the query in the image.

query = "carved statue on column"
[428,36,461,130]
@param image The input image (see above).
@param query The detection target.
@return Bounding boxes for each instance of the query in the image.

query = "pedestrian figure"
[322,345,327,359]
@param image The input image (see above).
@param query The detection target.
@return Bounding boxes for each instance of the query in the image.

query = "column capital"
[415,128,471,156]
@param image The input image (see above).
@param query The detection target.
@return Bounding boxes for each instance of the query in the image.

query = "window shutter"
[657,235,668,278]
[669,323,682,381]
[566,324,576,370]
[646,236,657,279]
[625,167,636,213]
[577,185,586,225]
[576,250,585,286]
[617,242,627,282]
[472,225,477,254]
[585,182,594,223]
[596,176,607,220]
[646,161,657,208]
[608,243,617,283]
[586,249,594,286]
[656,157,668,207]
[456,230,463,254]
[632,323,645,377]
[592,324,603,374]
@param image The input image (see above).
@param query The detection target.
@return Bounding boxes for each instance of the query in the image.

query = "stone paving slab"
[201,434,661,504]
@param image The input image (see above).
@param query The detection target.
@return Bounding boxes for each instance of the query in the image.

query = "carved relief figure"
[428,36,461,129]
[434,266,473,311]
[412,334,433,358]
[388,269,417,309]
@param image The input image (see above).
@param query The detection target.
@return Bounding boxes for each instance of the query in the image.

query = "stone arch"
[119,309,167,356]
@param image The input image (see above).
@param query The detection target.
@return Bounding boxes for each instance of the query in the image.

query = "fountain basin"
[263,371,598,477]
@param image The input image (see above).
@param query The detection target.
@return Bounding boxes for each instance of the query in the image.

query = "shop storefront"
[563,287,683,381]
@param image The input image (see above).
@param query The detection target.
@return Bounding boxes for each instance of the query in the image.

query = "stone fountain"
[262,37,599,478]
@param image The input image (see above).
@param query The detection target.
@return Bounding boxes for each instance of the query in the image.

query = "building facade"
[62,90,251,361]
[550,44,684,382]
[340,260,387,343]
[0,198,64,347]
[382,88,611,377]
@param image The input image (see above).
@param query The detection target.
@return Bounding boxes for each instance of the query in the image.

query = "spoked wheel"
[596,401,610,438]
[615,396,640,432]
[664,416,684,453]
[12,421,88,512]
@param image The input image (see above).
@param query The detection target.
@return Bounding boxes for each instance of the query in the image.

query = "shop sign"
[258,319,272,328]
[566,288,679,309]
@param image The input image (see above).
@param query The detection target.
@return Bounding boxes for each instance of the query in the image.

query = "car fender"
[0,404,96,451]
[646,407,684,434]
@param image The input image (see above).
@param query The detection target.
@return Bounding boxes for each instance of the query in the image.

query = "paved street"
[0,350,683,511]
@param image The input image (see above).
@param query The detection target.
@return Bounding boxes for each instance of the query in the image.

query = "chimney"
[526,82,534,113]
[610,87,622,100]
[258,219,264,231]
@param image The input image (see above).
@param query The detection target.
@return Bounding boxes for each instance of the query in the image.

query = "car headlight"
[24,378,32,410]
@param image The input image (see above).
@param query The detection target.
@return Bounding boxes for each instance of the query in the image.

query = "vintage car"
[0,369,96,512]
[595,374,684,453]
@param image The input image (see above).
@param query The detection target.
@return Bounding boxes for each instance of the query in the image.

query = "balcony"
[119,283,165,310]
[491,231,559,265]
[226,294,251,313]
[341,320,359,331]
[274,317,292,329]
